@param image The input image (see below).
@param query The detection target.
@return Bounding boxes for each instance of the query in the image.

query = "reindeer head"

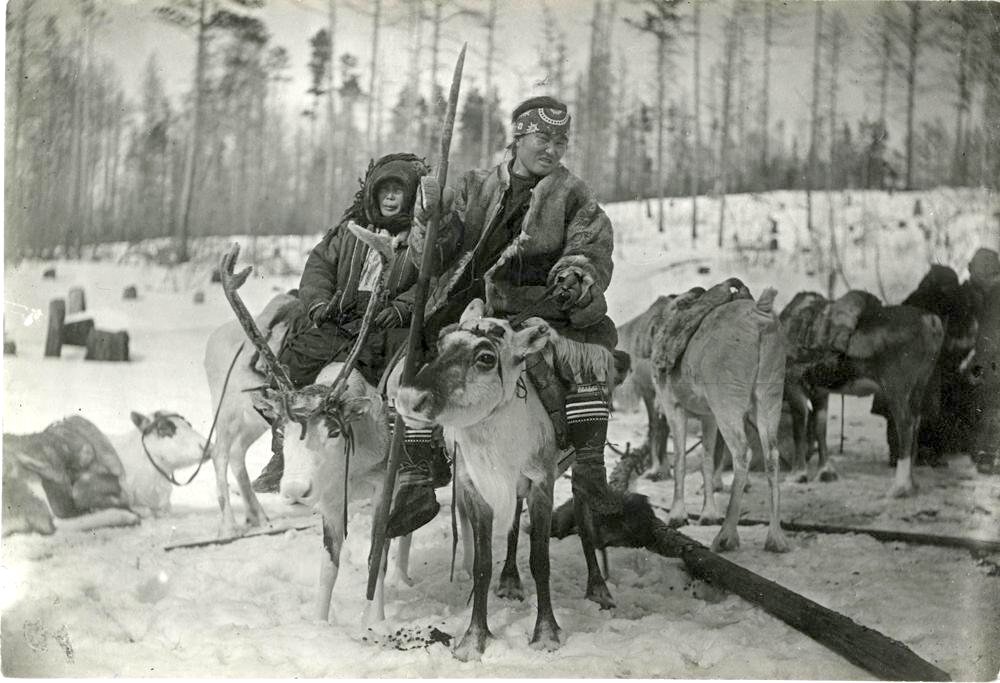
[130,411,208,471]
[396,299,552,430]
[253,369,380,503]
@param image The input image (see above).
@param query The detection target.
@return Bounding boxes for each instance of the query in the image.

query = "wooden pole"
[617,509,951,682]
[365,45,467,601]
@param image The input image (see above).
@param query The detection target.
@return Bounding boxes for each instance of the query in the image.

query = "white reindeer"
[651,287,789,553]
[2,412,208,536]
[394,299,615,661]
[209,235,410,623]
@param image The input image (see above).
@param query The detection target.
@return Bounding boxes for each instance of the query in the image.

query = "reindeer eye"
[475,351,497,370]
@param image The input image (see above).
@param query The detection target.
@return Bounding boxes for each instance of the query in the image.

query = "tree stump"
[4,338,16,356]
[193,290,205,304]
[62,316,95,346]
[122,285,138,300]
[67,287,86,314]
[42,268,56,280]
[85,330,130,362]
[44,299,66,357]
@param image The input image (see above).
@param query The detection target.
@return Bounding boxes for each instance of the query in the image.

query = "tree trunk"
[45,299,66,358]
[761,0,772,186]
[827,12,843,299]
[326,0,338,228]
[656,37,665,234]
[8,0,34,254]
[480,0,497,167]
[175,0,208,264]
[904,3,920,191]
[879,20,890,127]
[806,2,823,236]
[427,0,443,158]
[691,1,701,244]
[366,0,382,152]
[716,12,737,248]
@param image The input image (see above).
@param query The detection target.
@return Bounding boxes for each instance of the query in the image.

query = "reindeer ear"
[513,320,552,358]
[130,411,151,432]
[341,396,374,422]
[460,298,485,325]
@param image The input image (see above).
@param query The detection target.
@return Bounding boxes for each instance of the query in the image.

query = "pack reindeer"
[394,299,616,662]
[206,227,410,623]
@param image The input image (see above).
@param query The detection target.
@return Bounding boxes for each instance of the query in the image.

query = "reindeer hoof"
[391,571,415,587]
[495,574,525,601]
[643,468,665,482]
[453,627,492,662]
[887,483,916,499]
[765,531,791,553]
[818,468,839,483]
[529,620,562,651]
[586,581,616,610]
[667,515,688,529]
[710,529,740,553]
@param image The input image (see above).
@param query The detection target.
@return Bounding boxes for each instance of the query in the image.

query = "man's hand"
[309,301,329,326]
[550,267,595,311]
[415,176,456,225]
[374,305,407,329]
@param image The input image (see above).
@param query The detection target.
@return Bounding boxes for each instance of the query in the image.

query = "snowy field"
[3,189,999,679]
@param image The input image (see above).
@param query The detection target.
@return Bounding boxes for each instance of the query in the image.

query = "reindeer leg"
[887,398,918,498]
[750,414,789,553]
[456,475,475,580]
[711,419,750,552]
[230,453,268,528]
[317,516,342,622]
[496,497,525,600]
[528,476,561,651]
[574,492,615,609]
[697,418,723,525]
[813,393,838,482]
[642,395,667,481]
[453,479,494,662]
[390,534,414,587]
[665,406,689,528]
[789,394,810,483]
[212,432,240,538]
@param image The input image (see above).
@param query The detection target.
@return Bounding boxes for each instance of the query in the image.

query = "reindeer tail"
[752,287,779,326]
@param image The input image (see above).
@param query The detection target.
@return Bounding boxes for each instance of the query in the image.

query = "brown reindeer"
[651,286,789,553]
[207,231,411,623]
[782,290,944,497]
[394,299,615,661]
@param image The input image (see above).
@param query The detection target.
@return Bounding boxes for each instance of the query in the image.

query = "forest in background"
[4,0,1000,262]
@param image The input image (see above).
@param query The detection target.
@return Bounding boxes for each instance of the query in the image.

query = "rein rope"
[142,341,245,487]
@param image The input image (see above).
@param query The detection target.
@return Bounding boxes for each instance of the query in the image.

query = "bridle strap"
[143,342,244,487]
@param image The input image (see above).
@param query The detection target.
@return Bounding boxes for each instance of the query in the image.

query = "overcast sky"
[27,0,961,147]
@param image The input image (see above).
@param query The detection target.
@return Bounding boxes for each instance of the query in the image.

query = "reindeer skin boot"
[385,406,451,538]
[251,422,285,494]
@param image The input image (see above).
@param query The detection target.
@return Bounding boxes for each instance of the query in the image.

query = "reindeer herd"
[194,238,997,661]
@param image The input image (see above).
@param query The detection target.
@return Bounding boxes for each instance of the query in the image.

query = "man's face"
[377,180,406,217]
[514,131,569,177]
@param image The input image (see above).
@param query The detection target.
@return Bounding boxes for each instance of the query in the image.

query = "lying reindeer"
[208,229,411,623]
[781,290,944,497]
[3,412,207,535]
[395,299,616,661]
[651,285,789,553]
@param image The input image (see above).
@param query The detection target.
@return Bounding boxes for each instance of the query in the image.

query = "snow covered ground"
[3,188,999,679]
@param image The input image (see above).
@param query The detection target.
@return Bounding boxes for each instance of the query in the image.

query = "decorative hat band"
[514,107,571,138]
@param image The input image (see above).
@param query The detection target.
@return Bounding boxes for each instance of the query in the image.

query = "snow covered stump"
[85,329,130,362]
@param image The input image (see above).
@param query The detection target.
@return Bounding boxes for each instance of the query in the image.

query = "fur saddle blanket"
[781,289,883,363]
[650,278,753,371]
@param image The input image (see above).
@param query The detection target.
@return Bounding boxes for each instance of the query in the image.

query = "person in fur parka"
[253,154,451,514]
[407,96,623,526]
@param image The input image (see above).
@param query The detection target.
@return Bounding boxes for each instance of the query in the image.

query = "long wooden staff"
[366,44,467,600]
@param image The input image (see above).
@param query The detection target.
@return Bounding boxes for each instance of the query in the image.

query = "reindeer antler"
[219,243,295,392]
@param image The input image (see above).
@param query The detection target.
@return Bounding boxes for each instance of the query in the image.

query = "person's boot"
[252,421,285,494]
[385,411,447,538]
[566,382,622,518]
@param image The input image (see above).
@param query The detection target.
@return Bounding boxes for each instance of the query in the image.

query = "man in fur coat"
[404,95,622,523]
